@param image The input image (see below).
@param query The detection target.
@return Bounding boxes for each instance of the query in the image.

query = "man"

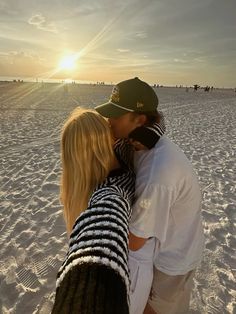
[95,77,205,314]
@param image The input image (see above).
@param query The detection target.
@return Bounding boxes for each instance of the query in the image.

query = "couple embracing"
[52,77,204,314]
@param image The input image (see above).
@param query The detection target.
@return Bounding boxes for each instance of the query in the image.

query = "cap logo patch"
[136,102,144,108]
[110,86,120,103]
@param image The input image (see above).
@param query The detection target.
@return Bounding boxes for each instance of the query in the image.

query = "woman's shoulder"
[72,170,134,235]
[89,168,135,206]
[102,168,135,192]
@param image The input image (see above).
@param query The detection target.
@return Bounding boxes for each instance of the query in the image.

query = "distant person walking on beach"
[193,84,200,91]
[96,77,205,314]
[52,108,135,314]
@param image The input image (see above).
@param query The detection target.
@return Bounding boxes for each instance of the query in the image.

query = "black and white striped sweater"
[52,166,135,314]
[52,117,166,314]
[57,167,135,290]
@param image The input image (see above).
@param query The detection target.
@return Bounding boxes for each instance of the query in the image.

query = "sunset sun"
[58,54,77,71]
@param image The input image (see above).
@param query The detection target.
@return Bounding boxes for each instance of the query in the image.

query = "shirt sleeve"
[113,139,134,169]
[129,183,176,243]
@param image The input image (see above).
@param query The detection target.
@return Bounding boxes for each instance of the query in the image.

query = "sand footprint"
[16,267,40,292]
[31,256,60,278]
[205,294,226,314]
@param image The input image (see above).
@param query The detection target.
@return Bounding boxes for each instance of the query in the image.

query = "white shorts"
[129,238,156,314]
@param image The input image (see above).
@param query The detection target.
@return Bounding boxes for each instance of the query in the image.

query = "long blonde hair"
[60,108,115,234]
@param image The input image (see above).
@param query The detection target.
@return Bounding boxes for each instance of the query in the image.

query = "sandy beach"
[0,82,235,314]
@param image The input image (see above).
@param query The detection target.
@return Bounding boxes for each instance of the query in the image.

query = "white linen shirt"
[129,136,205,275]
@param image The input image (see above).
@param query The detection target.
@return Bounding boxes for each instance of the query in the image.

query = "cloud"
[135,31,147,39]
[28,14,57,33]
[117,49,130,53]
[0,49,48,77]
[174,58,188,63]
[0,51,9,59]
[0,50,44,64]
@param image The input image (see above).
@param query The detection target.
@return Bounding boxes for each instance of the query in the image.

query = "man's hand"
[129,232,148,251]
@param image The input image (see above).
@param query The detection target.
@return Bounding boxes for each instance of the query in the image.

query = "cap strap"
[109,101,134,112]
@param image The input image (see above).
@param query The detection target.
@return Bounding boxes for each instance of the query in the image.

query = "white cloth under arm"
[129,238,156,314]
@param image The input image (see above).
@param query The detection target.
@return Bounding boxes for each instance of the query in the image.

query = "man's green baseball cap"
[95,77,159,118]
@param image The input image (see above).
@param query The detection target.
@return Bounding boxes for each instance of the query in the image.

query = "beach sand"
[0,82,235,313]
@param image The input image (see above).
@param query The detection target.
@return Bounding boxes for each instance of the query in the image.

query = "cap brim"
[95,102,130,118]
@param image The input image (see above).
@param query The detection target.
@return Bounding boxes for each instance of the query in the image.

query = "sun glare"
[58,55,77,71]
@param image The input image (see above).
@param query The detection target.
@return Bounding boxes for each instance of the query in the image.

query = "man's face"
[108,112,143,139]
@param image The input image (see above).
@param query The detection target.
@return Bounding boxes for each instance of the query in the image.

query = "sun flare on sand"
[58,54,78,71]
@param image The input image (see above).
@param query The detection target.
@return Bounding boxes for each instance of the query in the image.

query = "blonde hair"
[60,108,115,234]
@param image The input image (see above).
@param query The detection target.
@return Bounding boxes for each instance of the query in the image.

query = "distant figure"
[193,84,200,91]
[204,86,210,92]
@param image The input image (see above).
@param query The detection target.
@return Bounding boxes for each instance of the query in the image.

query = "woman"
[52,108,135,314]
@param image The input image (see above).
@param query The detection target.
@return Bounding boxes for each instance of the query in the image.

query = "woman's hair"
[60,108,115,234]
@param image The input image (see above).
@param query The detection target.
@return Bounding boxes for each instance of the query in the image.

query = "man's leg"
[144,268,195,314]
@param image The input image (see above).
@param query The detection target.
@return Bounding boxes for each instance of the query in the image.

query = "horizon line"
[0,76,235,90]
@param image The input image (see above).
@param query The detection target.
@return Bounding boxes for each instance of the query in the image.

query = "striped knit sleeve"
[52,169,135,313]
[56,187,131,294]
[147,110,166,136]
[55,170,135,297]
[113,139,134,170]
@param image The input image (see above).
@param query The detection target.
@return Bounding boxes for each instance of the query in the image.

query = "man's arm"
[129,232,148,251]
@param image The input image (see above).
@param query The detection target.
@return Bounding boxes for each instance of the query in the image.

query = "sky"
[0,0,235,87]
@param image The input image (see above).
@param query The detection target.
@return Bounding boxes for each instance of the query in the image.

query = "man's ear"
[136,114,147,127]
